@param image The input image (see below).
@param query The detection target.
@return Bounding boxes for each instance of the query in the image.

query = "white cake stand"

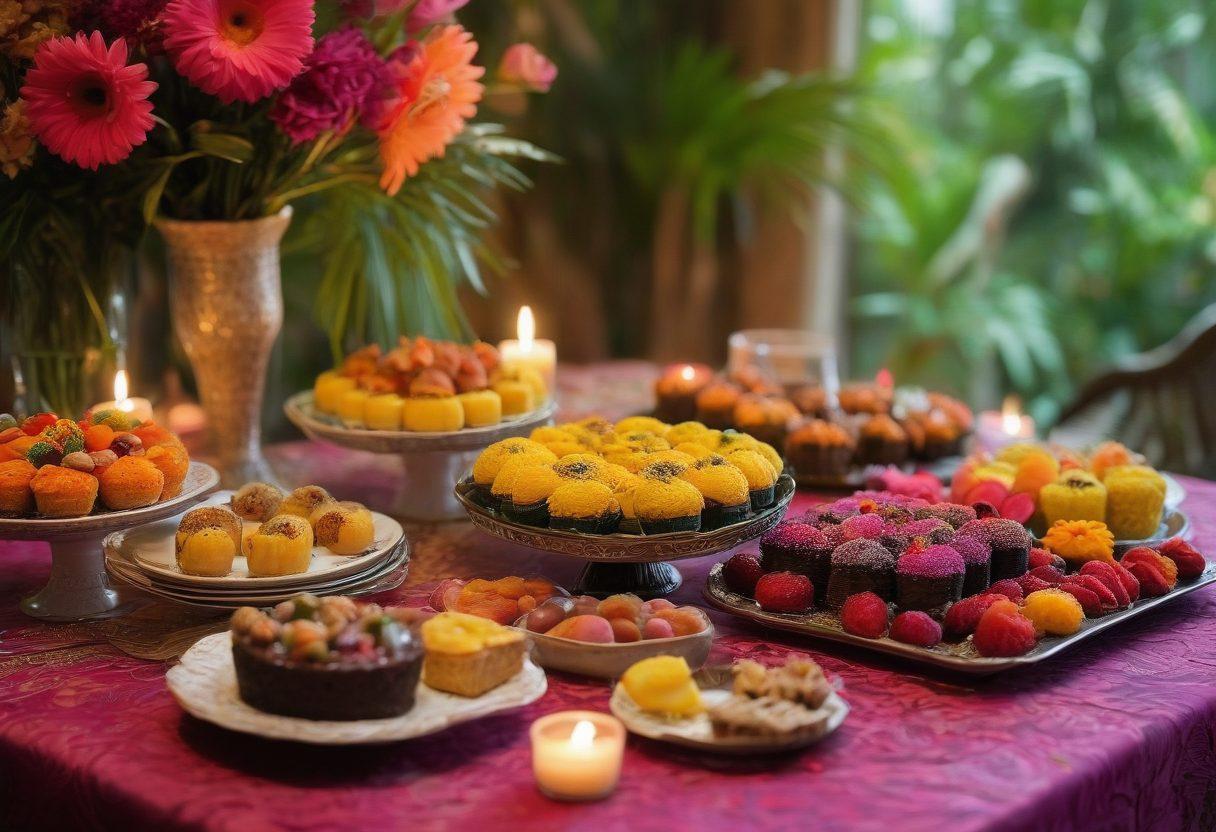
[284,392,556,521]
[0,461,220,622]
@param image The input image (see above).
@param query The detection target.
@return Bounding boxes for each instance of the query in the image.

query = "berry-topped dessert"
[230,594,424,720]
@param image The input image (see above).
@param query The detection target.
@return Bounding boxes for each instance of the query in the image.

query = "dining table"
[1,362,1213,832]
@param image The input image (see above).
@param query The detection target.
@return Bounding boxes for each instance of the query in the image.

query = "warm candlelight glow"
[518,305,535,351]
[876,367,893,389]
[1001,395,1022,435]
[531,711,625,802]
[679,364,695,382]
[93,369,153,422]
[570,719,596,749]
[114,369,130,405]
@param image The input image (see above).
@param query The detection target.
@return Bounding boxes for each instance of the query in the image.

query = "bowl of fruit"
[517,593,714,679]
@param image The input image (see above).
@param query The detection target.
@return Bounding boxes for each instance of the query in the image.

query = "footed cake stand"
[0,461,220,622]
[454,474,796,598]
[284,392,556,521]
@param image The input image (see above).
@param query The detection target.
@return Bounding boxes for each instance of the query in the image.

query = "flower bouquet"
[0,0,553,479]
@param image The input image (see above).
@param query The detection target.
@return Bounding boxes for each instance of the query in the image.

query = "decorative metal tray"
[455,474,796,563]
[703,558,1216,675]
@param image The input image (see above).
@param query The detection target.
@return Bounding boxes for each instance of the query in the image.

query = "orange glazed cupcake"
[97,456,165,510]
[146,444,189,500]
[837,383,891,416]
[857,414,909,466]
[785,419,854,479]
[0,459,37,516]
[695,382,743,430]
[732,395,800,450]
[31,466,98,517]
[789,385,827,417]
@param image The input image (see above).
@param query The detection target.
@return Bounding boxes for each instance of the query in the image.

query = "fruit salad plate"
[609,665,849,755]
[167,633,547,744]
[703,559,1216,675]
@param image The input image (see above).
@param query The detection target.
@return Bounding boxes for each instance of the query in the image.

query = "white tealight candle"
[92,370,153,423]
[530,711,625,801]
[498,305,557,391]
[977,395,1035,453]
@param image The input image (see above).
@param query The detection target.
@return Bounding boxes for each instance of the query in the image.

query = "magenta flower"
[21,32,157,170]
[339,0,410,18]
[498,43,556,92]
[271,27,385,143]
[406,0,469,33]
[95,0,169,51]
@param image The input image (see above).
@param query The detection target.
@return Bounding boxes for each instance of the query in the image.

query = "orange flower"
[376,24,484,196]
[1042,519,1115,564]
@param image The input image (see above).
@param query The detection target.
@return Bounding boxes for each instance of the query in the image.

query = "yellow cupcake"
[457,390,503,428]
[509,463,564,508]
[548,480,621,533]
[231,481,284,522]
[664,421,714,447]
[176,505,242,552]
[497,365,548,404]
[493,380,536,416]
[176,527,237,577]
[364,394,405,430]
[633,474,703,533]
[403,396,465,432]
[530,426,577,445]
[673,441,716,460]
[636,449,695,474]
[247,515,314,577]
[337,388,371,428]
[752,441,784,474]
[312,501,376,555]
[472,438,556,487]
[616,416,670,436]
[553,454,607,480]
[278,485,334,520]
[313,371,356,414]
[680,454,750,528]
[1104,465,1166,540]
[594,462,633,491]
[714,430,758,455]
[726,448,779,509]
[1040,471,1106,527]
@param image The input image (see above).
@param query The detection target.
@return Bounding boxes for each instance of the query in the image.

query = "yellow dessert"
[246,515,314,577]
[553,453,607,480]
[457,390,502,428]
[472,438,556,488]
[0,459,37,516]
[493,380,535,416]
[725,448,779,509]
[277,485,334,520]
[421,611,525,697]
[313,371,356,414]
[752,441,784,474]
[1040,471,1107,527]
[97,456,164,511]
[402,396,465,432]
[176,505,242,552]
[231,481,284,522]
[176,527,237,577]
[1104,465,1166,540]
[616,416,669,436]
[497,365,548,404]
[680,454,749,526]
[548,480,621,533]
[1041,519,1115,565]
[312,501,376,555]
[672,441,715,461]
[364,394,405,430]
[633,468,703,533]
[508,462,563,509]
[621,656,703,717]
[664,420,715,447]
[337,388,371,428]
[636,449,695,473]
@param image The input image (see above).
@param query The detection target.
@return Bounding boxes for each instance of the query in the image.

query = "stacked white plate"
[104,491,409,610]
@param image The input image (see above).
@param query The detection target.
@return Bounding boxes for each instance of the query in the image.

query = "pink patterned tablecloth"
[1,364,1215,832]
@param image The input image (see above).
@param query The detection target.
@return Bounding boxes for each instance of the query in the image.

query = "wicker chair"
[1050,303,1216,478]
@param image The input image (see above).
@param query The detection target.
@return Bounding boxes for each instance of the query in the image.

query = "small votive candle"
[653,363,712,423]
[92,370,154,422]
[530,711,625,802]
[499,306,557,394]
[977,395,1036,453]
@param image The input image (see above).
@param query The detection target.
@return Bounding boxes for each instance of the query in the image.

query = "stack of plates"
[104,492,409,610]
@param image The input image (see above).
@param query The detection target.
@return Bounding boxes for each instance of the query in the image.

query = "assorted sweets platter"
[168,596,546,745]
[704,490,1212,674]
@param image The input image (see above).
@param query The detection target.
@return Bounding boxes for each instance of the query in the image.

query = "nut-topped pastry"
[230,594,424,720]
[312,501,376,555]
[246,514,314,577]
[231,481,284,522]
[732,657,832,709]
[276,485,334,521]
[176,505,243,577]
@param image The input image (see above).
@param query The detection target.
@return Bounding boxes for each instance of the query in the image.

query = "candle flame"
[518,306,535,351]
[679,365,695,382]
[876,367,893,389]
[570,719,596,749]
[114,369,129,403]
[1001,395,1022,434]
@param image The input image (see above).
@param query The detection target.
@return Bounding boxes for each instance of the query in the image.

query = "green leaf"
[192,132,255,163]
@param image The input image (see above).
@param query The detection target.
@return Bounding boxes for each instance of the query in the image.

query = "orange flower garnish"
[1042,519,1115,564]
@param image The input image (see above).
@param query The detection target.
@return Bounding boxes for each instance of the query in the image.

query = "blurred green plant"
[852,0,1216,422]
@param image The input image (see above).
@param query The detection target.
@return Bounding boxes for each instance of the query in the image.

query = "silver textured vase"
[156,207,291,488]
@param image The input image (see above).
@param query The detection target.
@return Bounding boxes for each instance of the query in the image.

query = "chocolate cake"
[895,544,965,612]
[825,539,896,609]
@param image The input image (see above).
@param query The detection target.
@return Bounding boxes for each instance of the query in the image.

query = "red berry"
[1016,574,1053,596]
[839,591,889,639]
[1074,574,1118,612]
[1028,547,1054,570]
[987,579,1024,603]
[943,593,1004,639]
[1029,565,1067,585]
[972,600,1038,657]
[1058,581,1102,617]
[723,552,765,596]
[1158,538,1206,581]
[20,412,57,436]
[1078,561,1130,608]
[890,611,942,647]
[1124,561,1171,597]
[754,571,814,613]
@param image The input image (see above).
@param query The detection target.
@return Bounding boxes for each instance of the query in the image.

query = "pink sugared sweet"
[546,614,615,643]
[642,618,675,639]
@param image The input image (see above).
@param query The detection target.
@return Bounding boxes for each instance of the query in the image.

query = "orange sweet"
[84,424,115,452]
[5,435,37,458]
[1090,441,1133,480]
[0,459,37,515]
[453,576,561,624]
[597,593,644,621]
[1012,451,1059,496]
[145,443,189,500]
[31,466,97,517]
[652,607,708,637]
[96,456,164,511]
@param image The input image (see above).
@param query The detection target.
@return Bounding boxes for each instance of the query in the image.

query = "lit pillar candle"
[653,363,712,423]
[530,711,625,801]
[91,370,153,423]
[499,306,557,397]
[977,395,1036,453]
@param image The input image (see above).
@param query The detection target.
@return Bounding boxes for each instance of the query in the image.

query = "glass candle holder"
[727,329,840,396]
[530,710,625,801]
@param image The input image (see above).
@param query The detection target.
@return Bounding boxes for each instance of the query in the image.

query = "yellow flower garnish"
[1042,519,1115,564]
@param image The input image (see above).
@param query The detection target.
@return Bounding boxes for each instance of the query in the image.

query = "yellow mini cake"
[621,656,703,717]
[472,438,556,492]
[664,421,715,447]
[633,470,704,533]
[497,365,548,404]
[1103,465,1166,540]
[553,453,607,480]
[231,481,284,522]
[594,462,633,491]
[278,485,334,520]
[247,515,314,577]
[312,501,376,555]
[680,454,750,529]
[176,505,243,577]
[364,394,405,430]
[752,441,784,475]
[337,388,371,428]
[403,396,465,432]
[726,448,778,509]
[493,380,535,416]
[530,426,577,446]
[457,390,502,428]
[505,462,563,526]
[548,480,621,533]
[636,449,695,473]
[177,505,242,550]
[313,371,356,414]
[421,611,525,697]
[616,416,670,436]
[673,441,716,461]
[715,430,758,456]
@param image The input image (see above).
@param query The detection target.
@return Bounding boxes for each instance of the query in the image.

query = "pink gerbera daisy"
[162,0,315,104]
[21,32,157,170]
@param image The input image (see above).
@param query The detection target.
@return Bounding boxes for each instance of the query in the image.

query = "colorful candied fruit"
[621,656,703,717]
[972,600,1038,657]
[1021,589,1084,636]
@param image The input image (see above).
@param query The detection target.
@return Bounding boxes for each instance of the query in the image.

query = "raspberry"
[1158,538,1206,581]
[943,593,1004,639]
[1074,574,1118,612]
[1058,582,1103,617]
[1029,565,1067,585]
[972,600,1038,657]
[1028,547,1055,570]
[1078,561,1130,608]
[723,552,765,596]
[988,579,1023,602]
[1022,589,1085,636]
[1122,547,1178,593]
[754,571,814,613]
[1016,574,1053,596]
[840,591,889,639]
[890,611,942,647]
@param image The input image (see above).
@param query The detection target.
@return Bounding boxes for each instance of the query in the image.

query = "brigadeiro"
[951,533,993,597]
[759,521,832,603]
[825,539,896,609]
[959,517,1033,582]
[896,544,965,613]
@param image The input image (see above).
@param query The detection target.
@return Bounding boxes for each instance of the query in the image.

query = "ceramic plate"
[108,491,404,589]
[610,666,848,755]
[516,616,714,680]
[167,633,548,744]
